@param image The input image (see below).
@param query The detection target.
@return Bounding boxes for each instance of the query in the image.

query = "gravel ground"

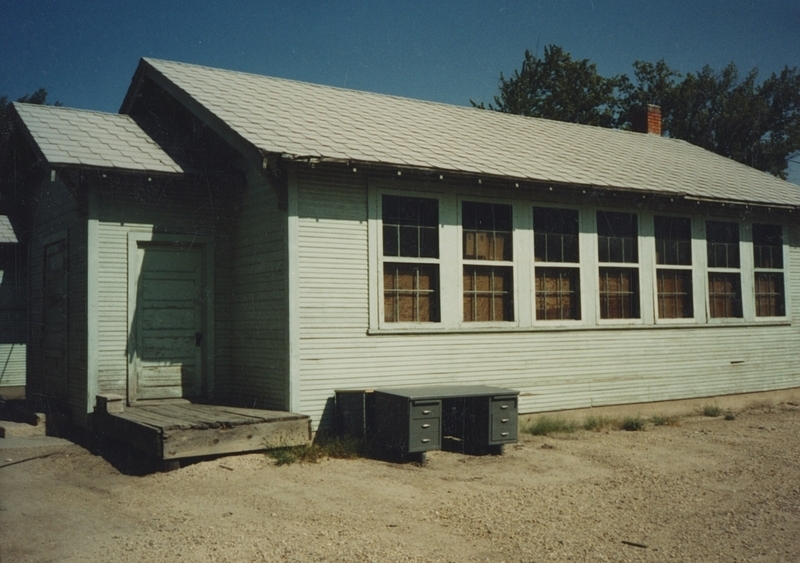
[1,402,799,562]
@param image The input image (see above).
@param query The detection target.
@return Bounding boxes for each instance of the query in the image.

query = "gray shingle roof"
[140,58,800,207]
[13,103,183,174]
[0,216,17,244]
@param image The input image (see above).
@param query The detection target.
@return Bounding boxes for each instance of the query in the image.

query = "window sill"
[367,319,792,335]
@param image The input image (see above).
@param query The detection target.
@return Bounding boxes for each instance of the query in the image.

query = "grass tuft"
[266,436,363,466]
[582,415,617,432]
[526,416,578,436]
[618,416,646,432]
[650,414,680,427]
[702,404,724,417]
[724,411,736,421]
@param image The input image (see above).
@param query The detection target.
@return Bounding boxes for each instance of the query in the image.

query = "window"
[753,223,785,317]
[706,221,742,318]
[597,211,639,319]
[462,202,513,321]
[654,216,693,319]
[533,207,580,320]
[382,195,440,322]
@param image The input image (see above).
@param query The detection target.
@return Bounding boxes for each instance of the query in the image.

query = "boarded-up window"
[384,264,440,322]
[382,195,440,323]
[657,270,693,319]
[534,208,580,320]
[753,224,785,317]
[708,272,743,318]
[597,211,639,319]
[463,266,514,322]
[706,221,742,318]
[599,267,639,319]
[463,201,512,261]
[655,216,693,319]
[535,267,580,320]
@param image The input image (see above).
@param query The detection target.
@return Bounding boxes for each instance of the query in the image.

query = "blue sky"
[2,0,799,181]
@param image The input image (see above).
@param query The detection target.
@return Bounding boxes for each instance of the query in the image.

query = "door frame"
[127,232,215,404]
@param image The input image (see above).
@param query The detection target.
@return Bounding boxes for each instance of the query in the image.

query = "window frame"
[532,204,583,323]
[595,209,643,324]
[458,195,518,327]
[652,214,696,323]
[705,219,744,321]
[752,222,788,319]
[375,189,444,329]
[368,181,791,333]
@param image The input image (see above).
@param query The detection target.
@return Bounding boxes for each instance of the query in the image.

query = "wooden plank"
[95,412,162,458]
[153,404,255,427]
[210,406,307,422]
[119,407,196,430]
[162,418,311,460]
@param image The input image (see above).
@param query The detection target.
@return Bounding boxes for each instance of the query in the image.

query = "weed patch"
[618,416,645,431]
[650,414,680,427]
[266,436,363,466]
[582,415,617,432]
[526,416,578,436]
[702,404,723,417]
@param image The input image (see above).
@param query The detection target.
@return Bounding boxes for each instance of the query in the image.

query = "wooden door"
[43,241,68,396]
[134,244,204,400]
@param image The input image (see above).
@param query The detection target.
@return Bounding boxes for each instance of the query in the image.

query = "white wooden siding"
[27,178,89,424]
[94,177,227,403]
[0,252,26,390]
[294,169,800,430]
[226,167,289,409]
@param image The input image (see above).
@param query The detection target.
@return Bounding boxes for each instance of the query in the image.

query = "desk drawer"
[409,419,440,452]
[490,397,518,443]
[410,400,441,419]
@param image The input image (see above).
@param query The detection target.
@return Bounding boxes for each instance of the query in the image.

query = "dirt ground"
[1,402,799,563]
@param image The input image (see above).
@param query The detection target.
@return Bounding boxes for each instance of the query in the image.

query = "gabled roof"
[12,103,183,174]
[128,58,800,208]
[0,216,17,244]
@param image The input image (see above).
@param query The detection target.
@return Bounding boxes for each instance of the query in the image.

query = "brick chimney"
[632,104,662,136]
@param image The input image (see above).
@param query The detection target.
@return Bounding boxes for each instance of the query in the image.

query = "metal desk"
[369,385,519,461]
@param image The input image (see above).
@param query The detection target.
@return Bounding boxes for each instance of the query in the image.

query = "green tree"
[472,45,628,128]
[0,88,59,153]
[479,45,800,179]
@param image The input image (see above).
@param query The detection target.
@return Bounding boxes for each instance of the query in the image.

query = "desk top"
[373,384,518,400]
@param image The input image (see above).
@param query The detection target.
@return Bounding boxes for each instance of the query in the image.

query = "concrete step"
[0,420,46,438]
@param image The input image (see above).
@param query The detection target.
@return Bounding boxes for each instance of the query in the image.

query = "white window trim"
[651,213,697,325]
[531,203,586,327]
[595,208,644,326]
[367,180,792,333]
[372,186,446,331]
[751,220,790,320]
[457,194,520,328]
[704,218,747,324]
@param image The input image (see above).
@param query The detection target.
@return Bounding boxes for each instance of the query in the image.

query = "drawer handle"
[500,405,508,410]
[421,438,430,443]
[501,418,509,423]
[500,432,509,437]
[421,410,431,415]
[421,423,430,429]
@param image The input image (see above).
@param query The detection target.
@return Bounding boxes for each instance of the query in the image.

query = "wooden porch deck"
[94,400,311,464]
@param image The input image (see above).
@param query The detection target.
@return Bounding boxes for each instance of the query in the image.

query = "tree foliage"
[0,88,59,154]
[473,45,627,128]
[476,45,800,179]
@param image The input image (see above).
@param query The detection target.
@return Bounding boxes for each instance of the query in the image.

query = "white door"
[133,244,204,400]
